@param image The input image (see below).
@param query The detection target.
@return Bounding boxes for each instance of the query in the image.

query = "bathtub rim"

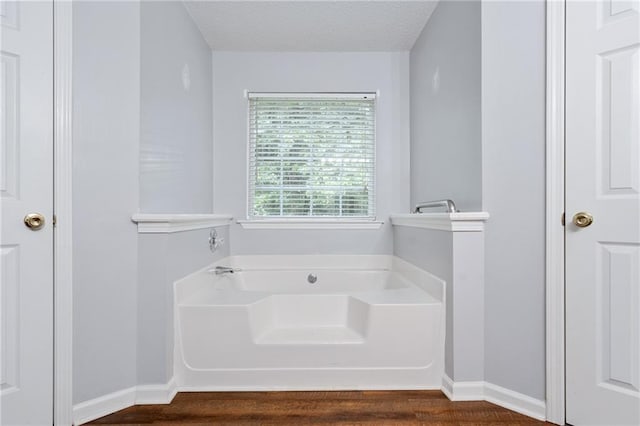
[174,254,445,304]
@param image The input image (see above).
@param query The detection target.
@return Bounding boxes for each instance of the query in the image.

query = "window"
[248,93,376,220]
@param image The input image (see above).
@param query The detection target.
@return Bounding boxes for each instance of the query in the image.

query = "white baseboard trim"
[441,375,546,421]
[136,376,178,405]
[441,373,454,399]
[484,382,546,421]
[73,375,544,425]
[73,378,177,425]
[73,386,136,426]
[440,374,484,401]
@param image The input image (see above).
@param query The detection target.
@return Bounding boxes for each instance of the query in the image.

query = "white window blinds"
[248,93,376,219]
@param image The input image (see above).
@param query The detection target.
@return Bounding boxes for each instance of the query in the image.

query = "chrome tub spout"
[210,266,238,275]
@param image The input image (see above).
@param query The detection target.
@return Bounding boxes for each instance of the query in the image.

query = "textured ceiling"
[183,1,439,51]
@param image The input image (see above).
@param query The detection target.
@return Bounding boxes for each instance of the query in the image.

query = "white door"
[0,1,54,425]
[566,0,640,425]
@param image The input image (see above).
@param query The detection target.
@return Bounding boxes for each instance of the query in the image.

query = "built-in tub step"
[254,326,365,345]
[248,295,371,342]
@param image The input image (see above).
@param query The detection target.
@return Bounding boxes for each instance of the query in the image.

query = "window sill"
[237,219,384,230]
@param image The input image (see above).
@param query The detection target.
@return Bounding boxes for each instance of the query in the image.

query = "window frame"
[242,92,381,229]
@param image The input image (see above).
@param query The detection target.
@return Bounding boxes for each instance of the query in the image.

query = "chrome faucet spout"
[413,199,457,214]
[210,266,239,275]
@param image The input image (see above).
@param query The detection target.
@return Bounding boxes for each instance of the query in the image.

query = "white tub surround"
[174,255,445,390]
[131,213,233,233]
[392,212,488,402]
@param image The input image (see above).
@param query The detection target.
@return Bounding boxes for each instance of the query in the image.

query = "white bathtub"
[174,255,445,390]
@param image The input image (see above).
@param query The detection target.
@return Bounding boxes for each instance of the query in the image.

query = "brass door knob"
[572,212,593,228]
[24,213,45,230]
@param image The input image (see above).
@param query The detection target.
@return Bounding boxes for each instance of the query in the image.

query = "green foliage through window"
[248,94,376,219]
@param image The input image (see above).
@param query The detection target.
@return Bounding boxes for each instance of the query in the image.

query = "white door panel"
[0,1,53,424]
[566,1,640,425]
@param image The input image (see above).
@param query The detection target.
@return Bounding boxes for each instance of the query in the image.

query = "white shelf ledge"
[237,219,384,230]
[131,214,233,233]
[390,212,489,232]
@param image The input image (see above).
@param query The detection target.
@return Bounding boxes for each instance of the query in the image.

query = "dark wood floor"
[88,390,551,425]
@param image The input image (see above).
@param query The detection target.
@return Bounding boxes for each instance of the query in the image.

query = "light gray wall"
[393,227,454,376]
[409,0,482,212]
[482,1,546,400]
[137,227,229,384]
[137,1,219,385]
[402,0,482,384]
[73,0,220,402]
[212,52,410,254]
[139,1,213,213]
[72,0,140,403]
[402,0,546,401]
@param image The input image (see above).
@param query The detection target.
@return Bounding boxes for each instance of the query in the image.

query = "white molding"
[440,375,484,401]
[545,0,566,424]
[131,214,233,233]
[135,377,178,405]
[237,219,384,230]
[53,1,74,424]
[73,387,136,426]
[441,375,546,422]
[484,382,547,421]
[440,374,454,400]
[73,379,178,425]
[390,212,489,232]
[74,376,546,425]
